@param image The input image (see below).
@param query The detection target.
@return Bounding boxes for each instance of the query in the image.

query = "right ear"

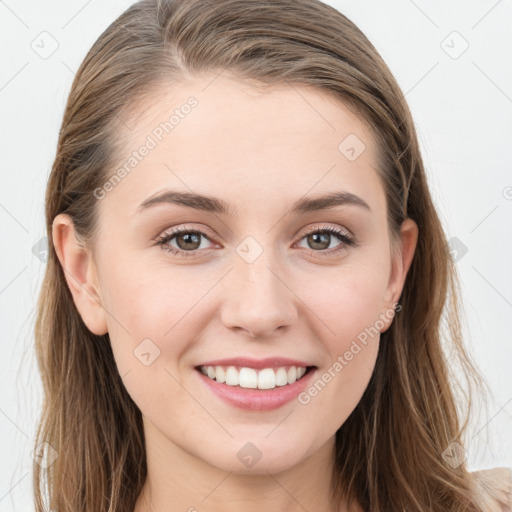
[51,213,108,336]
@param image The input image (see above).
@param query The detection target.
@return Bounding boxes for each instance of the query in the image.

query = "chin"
[197,437,314,475]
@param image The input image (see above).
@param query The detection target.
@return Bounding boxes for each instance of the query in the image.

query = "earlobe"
[51,214,108,336]
[380,218,418,331]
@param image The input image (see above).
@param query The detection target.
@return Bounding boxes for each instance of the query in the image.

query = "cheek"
[295,271,384,428]
[99,260,196,421]
[98,253,214,376]
[293,261,388,417]
[301,261,389,351]
[99,246,195,333]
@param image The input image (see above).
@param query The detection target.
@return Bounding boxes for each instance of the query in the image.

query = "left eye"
[295,226,355,253]
[155,225,356,258]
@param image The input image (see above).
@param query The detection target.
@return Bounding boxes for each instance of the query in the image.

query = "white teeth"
[215,366,226,383]
[225,366,239,386]
[275,367,288,386]
[257,368,275,389]
[199,365,309,389]
[239,367,258,389]
[287,366,297,384]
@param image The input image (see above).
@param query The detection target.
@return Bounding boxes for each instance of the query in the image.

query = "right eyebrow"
[137,190,236,216]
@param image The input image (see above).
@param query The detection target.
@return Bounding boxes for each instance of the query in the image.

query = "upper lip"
[195,357,315,369]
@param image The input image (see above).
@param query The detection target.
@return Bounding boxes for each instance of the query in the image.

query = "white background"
[0,0,511,510]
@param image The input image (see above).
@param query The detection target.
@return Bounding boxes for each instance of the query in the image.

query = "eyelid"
[154,223,217,242]
[299,223,353,239]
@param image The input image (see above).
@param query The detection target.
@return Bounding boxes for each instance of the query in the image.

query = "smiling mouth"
[195,364,316,390]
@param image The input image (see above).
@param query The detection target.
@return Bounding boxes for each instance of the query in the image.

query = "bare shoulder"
[471,467,512,511]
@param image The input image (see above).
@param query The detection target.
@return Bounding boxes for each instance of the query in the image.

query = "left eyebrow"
[289,191,371,214]
[136,189,371,216]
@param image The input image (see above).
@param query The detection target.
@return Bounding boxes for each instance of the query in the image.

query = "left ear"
[380,218,418,332]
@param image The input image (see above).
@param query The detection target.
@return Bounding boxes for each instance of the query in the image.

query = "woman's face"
[55,73,417,475]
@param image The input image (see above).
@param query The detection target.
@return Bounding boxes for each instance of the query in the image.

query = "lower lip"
[195,367,317,411]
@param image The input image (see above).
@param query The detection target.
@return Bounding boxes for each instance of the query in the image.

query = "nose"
[220,253,298,338]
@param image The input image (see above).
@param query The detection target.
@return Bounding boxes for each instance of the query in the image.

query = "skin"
[52,72,418,512]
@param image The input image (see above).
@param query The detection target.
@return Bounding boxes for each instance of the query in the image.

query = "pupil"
[309,233,329,250]
[178,233,200,250]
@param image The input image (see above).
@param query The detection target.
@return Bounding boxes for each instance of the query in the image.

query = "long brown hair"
[33,0,506,510]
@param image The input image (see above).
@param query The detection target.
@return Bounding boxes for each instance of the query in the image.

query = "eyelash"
[154,224,357,259]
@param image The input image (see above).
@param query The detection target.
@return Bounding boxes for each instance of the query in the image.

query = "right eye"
[154,227,219,257]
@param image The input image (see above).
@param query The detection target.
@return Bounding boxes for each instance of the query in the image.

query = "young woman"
[33,0,511,510]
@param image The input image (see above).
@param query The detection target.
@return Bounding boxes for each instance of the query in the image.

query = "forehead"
[102,72,385,219]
